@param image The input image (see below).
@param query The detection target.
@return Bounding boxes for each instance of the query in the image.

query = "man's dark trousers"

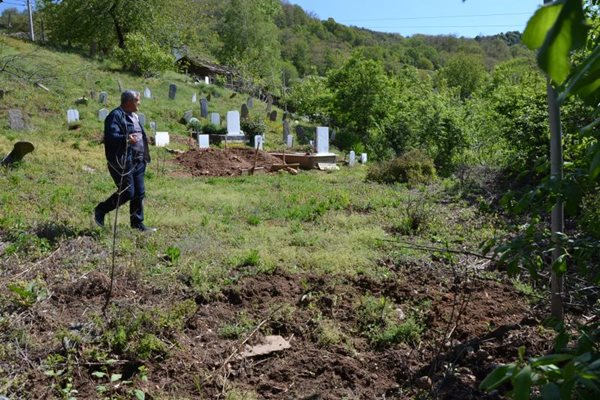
[96,159,146,227]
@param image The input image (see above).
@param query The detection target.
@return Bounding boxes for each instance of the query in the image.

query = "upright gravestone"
[360,153,368,164]
[286,135,293,149]
[155,132,170,147]
[137,113,146,127]
[269,110,277,122]
[247,97,254,109]
[144,87,152,99]
[90,89,97,101]
[67,109,80,125]
[205,76,210,85]
[254,135,263,150]
[192,93,197,103]
[149,121,157,133]
[8,109,26,131]
[183,110,193,123]
[200,97,209,118]
[210,112,220,126]
[227,111,241,136]
[316,127,330,154]
[198,135,210,149]
[348,151,356,167]
[168,84,177,100]
[241,103,249,119]
[283,120,290,142]
[295,126,306,144]
[98,108,109,121]
[98,91,108,105]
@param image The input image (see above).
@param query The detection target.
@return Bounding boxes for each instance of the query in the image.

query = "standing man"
[94,90,155,232]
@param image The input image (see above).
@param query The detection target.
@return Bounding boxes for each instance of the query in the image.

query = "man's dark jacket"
[103,107,151,165]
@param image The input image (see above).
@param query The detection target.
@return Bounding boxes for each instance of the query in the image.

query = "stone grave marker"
[286,135,293,148]
[269,110,277,122]
[168,84,177,100]
[90,89,97,101]
[241,103,249,119]
[98,108,109,121]
[155,132,170,147]
[247,97,254,109]
[144,87,152,99]
[137,113,146,127]
[254,135,263,150]
[348,151,356,167]
[205,76,210,85]
[283,120,290,141]
[227,111,241,135]
[8,109,26,131]
[295,125,306,143]
[200,97,209,118]
[198,134,210,149]
[150,121,157,133]
[316,127,330,154]
[360,153,368,164]
[183,110,193,123]
[192,93,197,103]
[210,112,220,126]
[67,109,80,125]
[98,91,108,105]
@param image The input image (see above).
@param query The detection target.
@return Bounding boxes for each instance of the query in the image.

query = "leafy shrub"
[200,123,227,136]
[366,150,436,185]
[241,116,266,141]
[113,33,174,77]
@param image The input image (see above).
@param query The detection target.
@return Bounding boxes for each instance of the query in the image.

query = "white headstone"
[227,111,241,135]
[254,135,263,150]
[198,134,210,149]
[316,127,330,154]
[210,112,220,126]
[286,135,293,148]
[360,153,368,164]
[98,108,109,121]
[204,76,210,85]
[192,93,197,103]
[144,87,152,99]
[67,109,80,124]
[348,151,356,167]
[155,132,170,147]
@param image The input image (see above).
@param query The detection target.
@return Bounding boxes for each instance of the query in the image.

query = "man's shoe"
[132,224,157,232]
[94,208,105,228]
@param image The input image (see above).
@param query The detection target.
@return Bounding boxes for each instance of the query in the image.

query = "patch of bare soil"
[175,147,284,176]
[1,238,553,400]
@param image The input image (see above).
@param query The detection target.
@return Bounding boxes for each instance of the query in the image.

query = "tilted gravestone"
[227,111,241,135]
[8,109,26,131]
[168,84,177,100]
[200,97,209,118]
[241,103,249,119]
[210,112,220,126]
[247,97,254,109]
[269,110,277,122]
[117,80,124,93]
[137,113,146,127]
[98,108,109,121]
[1,141,34,166]
[98,91,108,105]
[183,110,193,124]
[144,87,152,99]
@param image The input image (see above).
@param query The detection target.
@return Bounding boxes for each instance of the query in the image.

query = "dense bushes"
[366,150,436,185]
[113,33,174,77]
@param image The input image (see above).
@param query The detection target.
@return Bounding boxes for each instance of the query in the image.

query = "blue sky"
[290,0,544,37]
[1,0,544,38]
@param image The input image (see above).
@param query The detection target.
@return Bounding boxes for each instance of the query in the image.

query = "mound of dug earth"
[176,147,283,176]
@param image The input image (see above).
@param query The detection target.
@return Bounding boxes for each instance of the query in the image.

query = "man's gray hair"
[121,90,140,105]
